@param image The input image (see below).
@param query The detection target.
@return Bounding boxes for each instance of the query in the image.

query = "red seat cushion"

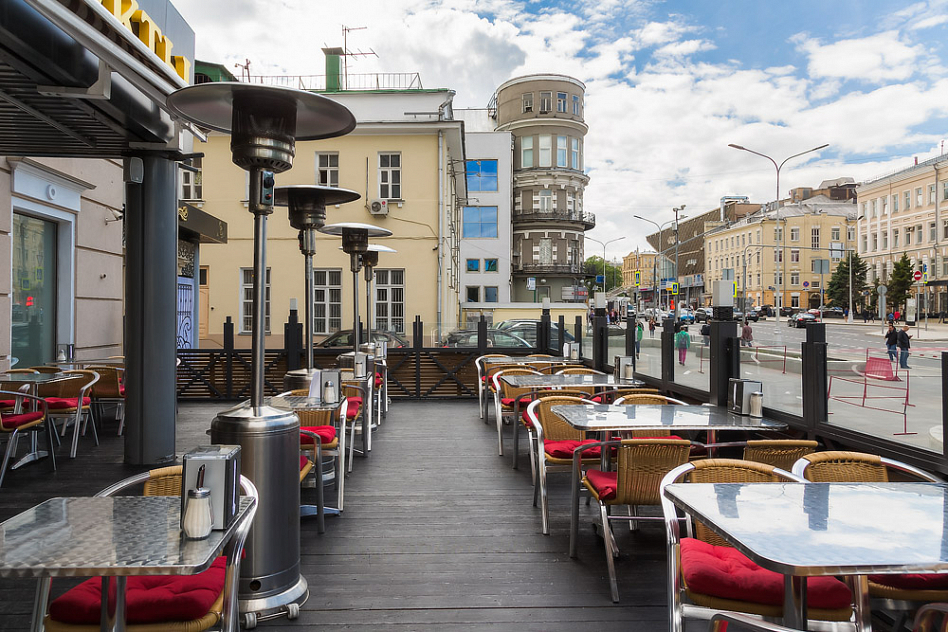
[590,395,604,403]
[0,411,44,429]
[544,439,601,459]
[680,538,852,609]
[500,396,532,408]
[345,396,362,419]
[300,425,336,445]
[120,385,126,396]
[45,396,91,410]
[300,455,309,471]
[585,469,618,500]
[0,399,17,409]
[49,556,226,625]
[521,410,533,427]
[868,573,948,590]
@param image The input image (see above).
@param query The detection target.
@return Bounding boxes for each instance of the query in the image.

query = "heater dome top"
[274,185,360,207]
[167,83,356,141]
[319,222,392,238]
[340,244,397,253]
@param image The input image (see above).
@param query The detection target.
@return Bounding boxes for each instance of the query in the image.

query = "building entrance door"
[11,213,56,367]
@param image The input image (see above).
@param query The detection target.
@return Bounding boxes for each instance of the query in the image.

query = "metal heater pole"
[250,169,269,411]
[304,241,314,371]
[365,265,373,345]
[352,254,361,349]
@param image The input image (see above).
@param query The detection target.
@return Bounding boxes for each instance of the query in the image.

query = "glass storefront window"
[12,214,57,367]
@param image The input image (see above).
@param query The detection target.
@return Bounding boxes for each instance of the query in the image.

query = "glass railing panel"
[669,325,711,393]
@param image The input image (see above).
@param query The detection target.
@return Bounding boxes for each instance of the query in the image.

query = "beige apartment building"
[856,154,948,311]
[195,86,464,347]
[704,196,858,310]
[621,250,670,302]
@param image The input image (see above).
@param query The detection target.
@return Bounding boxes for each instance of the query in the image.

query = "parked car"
[694,307,713,322]
[493,320,576,347]
[742,309,759,323]
[678,308,695,324]
[442,329,531,348]
[779,306,796,317]
[317,330,409,348]
[788,312,818,328]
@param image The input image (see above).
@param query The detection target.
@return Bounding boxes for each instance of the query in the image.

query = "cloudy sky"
[174,0,948,259]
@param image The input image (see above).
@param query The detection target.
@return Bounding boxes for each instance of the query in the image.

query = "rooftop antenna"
[234,58,251,81]
[340,25,377,89]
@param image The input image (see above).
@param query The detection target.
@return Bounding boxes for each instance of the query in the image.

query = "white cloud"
[793,31,925,82]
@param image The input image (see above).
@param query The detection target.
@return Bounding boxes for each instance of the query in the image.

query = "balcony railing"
[512,262,584,274]
[514,209,596,228]
[241,73,424,91]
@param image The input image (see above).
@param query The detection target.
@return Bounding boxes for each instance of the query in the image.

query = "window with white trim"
[917,187,923,207]
[892,194,899,212]
[931,184,937,205]
[375,269,405,333]
[538,135,552,167]
[313,269,342,334]
[522,93,533,113]
[556,92,567,113]
[379,153,401,199]
[811,227,820,249]
[905,190,911,210]
[570,138,579,169]
[556,135,567,167]
[521,136,533,168]
[831,227,840,240]
[179,156,203,200]
[239,268,270,334]
[572,95,580,115]
[536,189,553,212]
[539,91,552,112]
[790,271,800,285]
[316,152,338,187]
[790,249,800,263]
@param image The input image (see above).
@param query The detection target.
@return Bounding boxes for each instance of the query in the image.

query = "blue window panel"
[463,206,498,238]
[466,259,480,272]
[484,259,498,272]
[466,160,498,192]
[484,286,499,302]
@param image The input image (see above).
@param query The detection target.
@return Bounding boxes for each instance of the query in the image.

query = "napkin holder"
[614,356,635,382]
[728,378,763,415]
[181,445,241,530]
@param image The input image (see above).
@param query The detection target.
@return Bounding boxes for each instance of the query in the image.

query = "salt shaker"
[623,363,634,380]
[323,380,337,404]
[183,487,213,539]
[749,391,763,418]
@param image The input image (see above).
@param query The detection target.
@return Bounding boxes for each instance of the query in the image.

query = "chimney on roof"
[322,47,345,91]
[915,156,919,165]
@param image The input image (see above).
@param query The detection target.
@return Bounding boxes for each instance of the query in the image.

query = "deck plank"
[0,400,671,629]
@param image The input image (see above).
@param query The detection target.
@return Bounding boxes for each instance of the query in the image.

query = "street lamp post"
[728,142,829,334]
[585,236,626,293]
[633,214,686,313]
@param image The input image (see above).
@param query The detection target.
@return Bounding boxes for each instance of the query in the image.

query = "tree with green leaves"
[826,252,868,309]
[887,253,914,313]
[583,256,622,292]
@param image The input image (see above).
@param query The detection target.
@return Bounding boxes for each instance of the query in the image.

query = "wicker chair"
[511,389,591,473]
[475,354,509,420]
[590,387,661,404]
[0,391,52,487]
[87,365,125,435]
[572,438,691,602]
[914,603,948,632]
[482,361,525,424]
[612,394,688,439]
[524,395,601,535]
[297,400,348,534]
[38,466,258,632]
[553,366,605,396]
[491,368,541,456]
[660,459,859,632]
[792,451,945,629]
[0,369,38,413]
[741,440,818,472]
[28,366,62,374]
[45,370,99,459]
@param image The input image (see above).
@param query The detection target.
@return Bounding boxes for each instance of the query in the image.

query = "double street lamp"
[634,211,688,318]
[728,142,829,334]
[585,235,625,292]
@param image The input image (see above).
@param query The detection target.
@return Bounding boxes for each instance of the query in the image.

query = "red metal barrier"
[828,352,914,435]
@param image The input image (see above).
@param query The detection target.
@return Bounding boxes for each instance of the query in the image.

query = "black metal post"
[124,155,176,465]
[709,319,739,406]
[224,317,234,399]
[802,322,828,429]
[661,317,675,389]
[574,316,584,359]
[477,315,488,355]
[593,306,607,372]
[539,308,551,353]
[284,308,301,371]
[557,316,566,354]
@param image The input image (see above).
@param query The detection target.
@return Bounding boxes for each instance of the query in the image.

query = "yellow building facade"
[856,155,948,311]
[704,197,857,310]
[195,90,465,347]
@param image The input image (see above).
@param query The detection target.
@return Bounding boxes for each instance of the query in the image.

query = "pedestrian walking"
[897,325,912,369]
[862,309,868,323]
[894,309,901,323]
[635,320,644,358]
[884,323,898,362]
[700,320,711,346]
[741,320,754,347]
[648,318,656,338]
[674,323,690,366]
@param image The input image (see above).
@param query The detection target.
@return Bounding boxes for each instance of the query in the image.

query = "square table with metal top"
[663,482,948,630]
[0,495,255,632]
[46,358,125,370]
[478,357,583,419]
[555,404,788,556]
[0,372,71,472]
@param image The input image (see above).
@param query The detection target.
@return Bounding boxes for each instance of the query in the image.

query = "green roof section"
[194,60,238,83]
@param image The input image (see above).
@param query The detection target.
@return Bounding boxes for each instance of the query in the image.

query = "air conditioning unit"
[369,199,388,215]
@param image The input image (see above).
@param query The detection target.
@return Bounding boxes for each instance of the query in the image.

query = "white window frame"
[378,152,401,199]
[556,92,567,113]
[316,152,339,188]
[538,135,552,168]
[521,136,533,168]
[556,135,567,167]
[375,269,405,333]
[179,156,203,200]
[539,91,552,112]
[313,268,342,334]
[239,267,271,334]
[522,93,533,113]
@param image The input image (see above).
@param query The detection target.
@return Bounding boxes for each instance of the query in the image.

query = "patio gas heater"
[276,186,361,393]
[167,83,355,625]
[319,223,392,352]
[360,244,397,353]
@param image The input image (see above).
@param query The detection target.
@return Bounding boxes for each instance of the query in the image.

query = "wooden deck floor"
[0,400,670,630]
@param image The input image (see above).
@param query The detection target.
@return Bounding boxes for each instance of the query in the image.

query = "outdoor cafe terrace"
[3,316,948,630]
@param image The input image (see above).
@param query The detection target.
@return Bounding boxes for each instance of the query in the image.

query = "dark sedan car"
[442,329,531,348]
[494,320,576,347]
[317,330,409,348]
[787,312,818,328]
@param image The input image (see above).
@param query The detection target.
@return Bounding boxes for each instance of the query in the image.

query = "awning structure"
[0,0,198,157]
